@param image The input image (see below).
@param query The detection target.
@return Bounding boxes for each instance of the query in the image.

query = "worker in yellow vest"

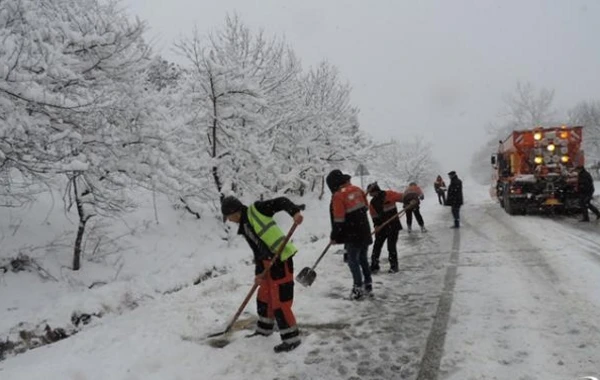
[221,195,304,353]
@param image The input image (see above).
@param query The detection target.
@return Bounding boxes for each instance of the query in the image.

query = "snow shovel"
[206,221,299,343]
[295,200,417,287]
[296,242,332,287]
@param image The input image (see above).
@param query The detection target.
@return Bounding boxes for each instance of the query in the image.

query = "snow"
[60,159,89,171]
[1,179,600,380]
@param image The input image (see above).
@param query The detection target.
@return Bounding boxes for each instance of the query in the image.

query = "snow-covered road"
[440,202,600,380]
[1,186,599,380]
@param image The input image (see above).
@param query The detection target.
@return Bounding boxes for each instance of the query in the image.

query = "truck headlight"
[534,156,543,164]
[534,132,543,140]
[561,155,569,163]
[547,144,555,152]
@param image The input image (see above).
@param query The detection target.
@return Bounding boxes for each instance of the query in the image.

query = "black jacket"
[236,197,301,274]
[370,190,403,233]
[447,176,463,206]
[329,184,373,245]
[578,168,595,197]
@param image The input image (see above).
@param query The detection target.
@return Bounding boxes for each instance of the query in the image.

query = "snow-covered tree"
[500,81,556,129]
[470,81,557,184]
[368,137,435,191]
[0,0,188,269]
[568,100,600,166]
[174,15,369,202]
[271,61,371,196]
[175,18,273,200]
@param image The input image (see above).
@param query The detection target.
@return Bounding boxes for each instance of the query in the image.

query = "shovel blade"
[206,329,228,338]
[296,267,317,287]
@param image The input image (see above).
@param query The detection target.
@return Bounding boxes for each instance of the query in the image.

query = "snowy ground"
[1,181,599,380]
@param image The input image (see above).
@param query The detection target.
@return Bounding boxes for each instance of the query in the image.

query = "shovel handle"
[373,200,417,235]
[217,222,299,336]
[310,242,332,270]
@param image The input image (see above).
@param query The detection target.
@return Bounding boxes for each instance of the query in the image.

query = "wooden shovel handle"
[373,199,417,235]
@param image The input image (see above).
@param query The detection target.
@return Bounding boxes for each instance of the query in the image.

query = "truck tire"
[504,192,514,215]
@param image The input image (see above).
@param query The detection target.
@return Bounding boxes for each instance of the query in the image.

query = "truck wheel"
[504,194,514,215]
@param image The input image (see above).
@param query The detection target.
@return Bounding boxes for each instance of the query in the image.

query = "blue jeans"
[344,242,372,288]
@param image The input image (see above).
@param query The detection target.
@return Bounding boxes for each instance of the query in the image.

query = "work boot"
[407,226,412,233]
[364,283,374,298]
[388,266,399,273]
[273,340,301,353]
[370,261,380,274]
[420,225,427,233]
[349,286,364,301]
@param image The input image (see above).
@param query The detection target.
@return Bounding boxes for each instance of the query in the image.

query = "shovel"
[296,200,417,287]
[206,222,299,342]
[296,242,332,287]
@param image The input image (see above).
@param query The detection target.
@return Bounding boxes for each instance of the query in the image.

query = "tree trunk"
[72,176,89,271]
[73,219,86,271]
[209,74,223,195]
[318,175,325,200]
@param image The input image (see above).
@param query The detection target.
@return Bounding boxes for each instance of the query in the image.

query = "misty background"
[124,0,600,173]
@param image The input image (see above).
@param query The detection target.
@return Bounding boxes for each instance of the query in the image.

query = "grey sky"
[123,0,600,174]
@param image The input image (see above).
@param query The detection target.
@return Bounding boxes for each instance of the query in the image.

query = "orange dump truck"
[491,126,584,215]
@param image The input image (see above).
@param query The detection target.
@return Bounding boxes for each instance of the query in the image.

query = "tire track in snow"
[438,203,600,378]
[415,229,461,380]
[545,220,600,265]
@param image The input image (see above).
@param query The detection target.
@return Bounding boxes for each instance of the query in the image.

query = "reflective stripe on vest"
[248,204,298,261]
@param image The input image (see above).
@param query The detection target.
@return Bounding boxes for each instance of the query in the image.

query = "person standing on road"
[221,195,304,353]
[327,169,373,300]
[434,175,447,205]
[575,165,600,222]
[366,182,403,274]
[447,171,463,228]
[403,182,427,233]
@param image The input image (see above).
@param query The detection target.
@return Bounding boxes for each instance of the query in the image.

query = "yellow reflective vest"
[248,204,297,261]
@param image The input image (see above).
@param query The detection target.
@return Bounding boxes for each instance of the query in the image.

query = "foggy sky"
[123,0,600,175]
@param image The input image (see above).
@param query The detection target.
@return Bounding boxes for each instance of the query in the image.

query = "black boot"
[274,340,301,353]
[389,254,398,273]
[370,261,380,274]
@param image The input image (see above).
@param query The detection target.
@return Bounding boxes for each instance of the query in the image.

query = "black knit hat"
[326,169,351,193]
[448,171,456,177]
[221,196,244,216]
[366,182,381,193]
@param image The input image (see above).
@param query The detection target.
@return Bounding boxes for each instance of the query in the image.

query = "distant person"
[327,169,373,300]
[434,175,447,205]
[447,171,463,228]
[575,165,600,222]
[366,182,404,274]
[403,182,426,233]
[221,195,303,353]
